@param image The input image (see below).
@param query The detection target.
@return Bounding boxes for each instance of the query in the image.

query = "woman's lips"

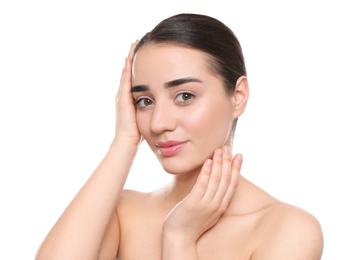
[156,141,186,157]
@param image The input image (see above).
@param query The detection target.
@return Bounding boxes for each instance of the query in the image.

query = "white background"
[0,0,347,259]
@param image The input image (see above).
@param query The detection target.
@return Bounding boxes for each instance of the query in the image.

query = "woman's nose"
[150,103,176,134]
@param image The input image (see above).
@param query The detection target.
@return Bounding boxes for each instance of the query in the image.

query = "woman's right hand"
[114,41,141,146]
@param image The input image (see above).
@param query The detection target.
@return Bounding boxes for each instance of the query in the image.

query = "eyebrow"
[131,77,202,93]
[131,85,148,92]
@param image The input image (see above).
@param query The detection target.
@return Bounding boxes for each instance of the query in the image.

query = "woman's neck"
[161,168,201,204]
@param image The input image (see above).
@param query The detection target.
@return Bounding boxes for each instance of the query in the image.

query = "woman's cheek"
[136,112,148,138]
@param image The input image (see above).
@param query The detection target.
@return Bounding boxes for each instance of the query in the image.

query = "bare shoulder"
[119,188,148,202]
[252,201,324,259]
[117,189,151,213]
[97,189,144,259]
[98,189,153,259]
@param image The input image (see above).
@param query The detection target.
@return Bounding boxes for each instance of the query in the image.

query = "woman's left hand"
[162,146,243,249]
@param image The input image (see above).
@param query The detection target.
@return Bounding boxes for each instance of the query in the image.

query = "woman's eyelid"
[134,94,145,100]
[175,89,196,98]
[175,90,196,104]
[134,94,153,102]
[176,89,195,95]
[133,95,154,107]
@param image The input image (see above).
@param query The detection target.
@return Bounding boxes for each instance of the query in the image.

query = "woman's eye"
[176,92,195,104]
[134,98,154,108]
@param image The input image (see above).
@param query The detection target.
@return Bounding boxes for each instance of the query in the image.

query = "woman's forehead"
[132,44,214,82]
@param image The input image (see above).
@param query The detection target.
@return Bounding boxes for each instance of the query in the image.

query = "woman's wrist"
[105,137,140,168]
[162,233,198,260]
[111,135,141,150]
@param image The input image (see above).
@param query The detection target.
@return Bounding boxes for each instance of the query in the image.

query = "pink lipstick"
[156,141,186,157]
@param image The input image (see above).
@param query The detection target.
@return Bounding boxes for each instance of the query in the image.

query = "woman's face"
[132,44,236,175]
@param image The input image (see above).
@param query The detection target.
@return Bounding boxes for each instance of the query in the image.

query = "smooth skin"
[36,42,324,260]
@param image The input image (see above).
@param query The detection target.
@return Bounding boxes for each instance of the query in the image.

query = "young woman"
[36,13,324,259]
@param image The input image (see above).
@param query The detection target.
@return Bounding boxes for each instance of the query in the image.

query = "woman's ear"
[231,76,249,118]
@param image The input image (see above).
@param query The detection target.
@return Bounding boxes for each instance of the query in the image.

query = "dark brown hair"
[134,13,247,94]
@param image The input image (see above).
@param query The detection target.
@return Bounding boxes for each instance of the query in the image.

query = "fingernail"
[217,149,222,157]
[223,146,230,154]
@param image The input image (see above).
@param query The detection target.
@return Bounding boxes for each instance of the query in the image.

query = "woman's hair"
[134,13,247,94]
[134,13,247,137]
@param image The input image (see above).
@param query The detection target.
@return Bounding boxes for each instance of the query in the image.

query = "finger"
[221,153,242,208]
[212,146,233,203]
[122,41,137,85]
[117,41,138,100]
[189,159,212,201]
[202,148,223,201]
[127,40,139,60]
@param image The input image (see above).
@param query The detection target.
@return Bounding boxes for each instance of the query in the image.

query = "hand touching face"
[162,146,242,251]
[114,41,141,146]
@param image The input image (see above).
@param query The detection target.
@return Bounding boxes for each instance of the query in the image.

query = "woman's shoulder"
[236,177,322,230]
[120,188,149,199]
[232,177,324,258]
[117,188,167,212]
[251,201,324,259]
[248,188,324,259]
[258,200,322,237]
[118,189,151,208]
[249,181,323,240]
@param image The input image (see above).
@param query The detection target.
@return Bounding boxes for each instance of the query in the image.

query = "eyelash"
[133,97,154,108]
[134,91,196,109]
[175,91,195,104]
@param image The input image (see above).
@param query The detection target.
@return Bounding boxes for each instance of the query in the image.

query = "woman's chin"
[158,158,203,177]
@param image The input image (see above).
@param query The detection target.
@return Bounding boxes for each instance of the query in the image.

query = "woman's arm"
[162,146,243,260]
[36,42,140,260]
